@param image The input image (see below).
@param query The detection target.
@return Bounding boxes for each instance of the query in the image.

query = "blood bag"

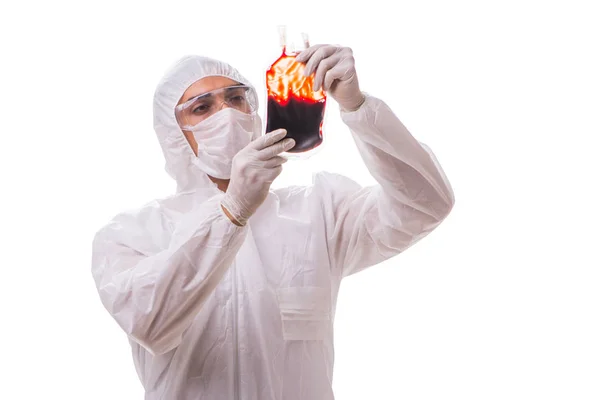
[265,27,327,159]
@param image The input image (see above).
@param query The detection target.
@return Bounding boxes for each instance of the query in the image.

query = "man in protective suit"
[91,44,455,400]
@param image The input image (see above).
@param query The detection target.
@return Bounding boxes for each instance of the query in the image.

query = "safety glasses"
[175,84,259,129]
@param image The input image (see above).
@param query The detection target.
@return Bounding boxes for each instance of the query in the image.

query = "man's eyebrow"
[185,84,244,103]
[185,92,212,103]
[225,85,246,92]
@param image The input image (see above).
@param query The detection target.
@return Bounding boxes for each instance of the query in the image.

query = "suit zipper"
[232,260,240,400]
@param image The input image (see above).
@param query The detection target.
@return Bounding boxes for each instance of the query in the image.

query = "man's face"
[177,76,241,156]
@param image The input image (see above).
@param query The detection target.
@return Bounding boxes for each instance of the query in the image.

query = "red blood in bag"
[266,49,327,153]
[266,97,325,153]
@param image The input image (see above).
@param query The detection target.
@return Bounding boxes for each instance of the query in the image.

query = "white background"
[1,0,599,399]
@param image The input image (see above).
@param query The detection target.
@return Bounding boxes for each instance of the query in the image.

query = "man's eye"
[229,95,246,104]
[192,104,211,114]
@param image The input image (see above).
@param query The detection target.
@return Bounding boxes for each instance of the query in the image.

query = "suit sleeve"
[91,194,247,355]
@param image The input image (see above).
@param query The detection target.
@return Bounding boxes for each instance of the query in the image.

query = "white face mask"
[187,108,262,179]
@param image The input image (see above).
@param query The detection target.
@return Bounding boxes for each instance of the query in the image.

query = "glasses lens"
[224,86,254,113]
[176,85,257,128]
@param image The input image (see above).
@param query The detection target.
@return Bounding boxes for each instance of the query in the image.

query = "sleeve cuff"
[339,92,370,114]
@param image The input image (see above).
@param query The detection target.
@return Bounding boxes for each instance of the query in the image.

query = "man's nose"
[218,100,231,111]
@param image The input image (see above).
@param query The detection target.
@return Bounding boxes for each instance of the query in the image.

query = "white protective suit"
[91,55,455,400]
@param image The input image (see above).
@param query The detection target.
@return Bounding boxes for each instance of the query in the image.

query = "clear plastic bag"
[265,27,327,159]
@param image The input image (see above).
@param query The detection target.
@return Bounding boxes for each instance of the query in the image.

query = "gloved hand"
[296,44,366,112]
[221,129,295,226]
